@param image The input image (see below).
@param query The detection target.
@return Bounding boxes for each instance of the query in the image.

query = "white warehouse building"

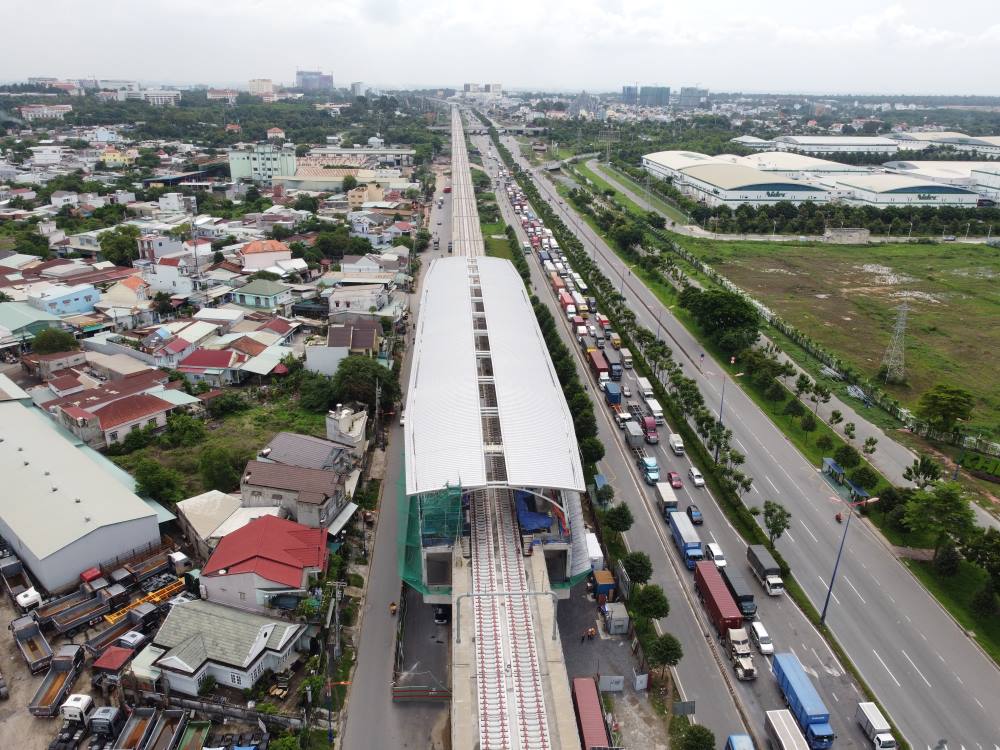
[772,135,900,155]
[641,150,720,182]
[0,400,160,592]
[834,174,980,208]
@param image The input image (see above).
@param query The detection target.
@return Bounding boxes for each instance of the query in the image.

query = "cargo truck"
[636,376,654,398]
[747,545,785,596]
[624,420,644,449]
[627,402,658,443]
[655,482,679,519]
[83,603,158,658]
[633,449,660,485]
[667,433,685,455]
[11,614,54,673]
[143,710,189,750]
[30,645,84,717]
[604,382,621,406]
[52,585,128,637]
[668,511,703,569]
[720,566,757,619]
[765,710,810,750]
[608,359,623,381]
[724,735,756,750]
[772,653,835,750]
[87,706,127,750]
[36,577,111,627]
[855,703,896,749]
[1,556,40,611]
[694,562,741,635]
[49,694,96,750]
[588,349,609,388]
[114,708,159,750]
[619,348,633,368]
[726,626,757,680]
[610,403,631,429]
[645,397,665,425]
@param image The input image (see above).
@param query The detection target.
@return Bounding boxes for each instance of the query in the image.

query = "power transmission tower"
[880,302,908,383]
[600,128,619,162]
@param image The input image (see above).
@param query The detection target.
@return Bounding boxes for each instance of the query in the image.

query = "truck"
[645,397,665,425]
[624,421,644,449]
[1,556,40,611]
[84,603,159,658]
[855,703,896,749]
[765,710,810,750]
[726,626,757,680]
[633,448,660,485]
[668,511,703,569]
[655,482,679,519]
[694,561,741,635]
[628,402,658,443]
[588,349,609,388]
[30,645,84,717]
[619,347,633,368]
[667,433,685,455]
[87,707,127,750]
[142,710,189,750]
[609,331,622,349]
[113,708,159,750]
[720,566,757,619]
[747,544,785,596]
[11,614,54,673]
[49,694,96,750]
[36,577,111,627]
[52,585,128,637]
[609,403,631,429]
[558,290,575,316]
[724,736,755,750]
[772,653,835,750]
[604,382,621,406]
[636,376,654,398]
[608,359,623,381]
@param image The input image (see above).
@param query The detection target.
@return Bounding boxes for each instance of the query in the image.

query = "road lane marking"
[843,576,866,604]
[765,475,780,493]
[784,531,795,543]
[799,519,819,543]
[831,691,838,702]
[818,576,840,605]
[709,531,718,543]
[753,484,761,495]
[901,649,931,687]
[975,697,984,709]
[734,437,747,452]
[936,652,946,663]
[872,649,901,687]
[954,672,964,685]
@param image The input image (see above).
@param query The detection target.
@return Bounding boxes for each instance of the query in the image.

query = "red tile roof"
[240,239,290,255]
[258,317,292,335]
[229,336,267,357]
[93,393,172,430]
[49,374,82,391]
[203,515,327,588]
[49,370,168,412]
[158,257,182,267]
[92,645,134,673]
[178,348,244,369]
[120,276,148,291]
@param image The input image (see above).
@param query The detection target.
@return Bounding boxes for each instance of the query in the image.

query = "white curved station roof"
[405,256,584,495]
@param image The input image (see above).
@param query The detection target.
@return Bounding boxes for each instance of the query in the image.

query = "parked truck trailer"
[29,645,84,717]
[668,511,703,569]
[765,709,810,750]
[772,653,835,750]
[11,614,54,673]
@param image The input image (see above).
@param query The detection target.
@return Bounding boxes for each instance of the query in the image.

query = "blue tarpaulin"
[515,490,553,532]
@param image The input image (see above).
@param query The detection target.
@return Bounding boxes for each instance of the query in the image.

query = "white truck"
[619,348,633,368]
[644,397,665,425]
[746,544,785,596]
[855,702,897,749]
[636,376,654,398]
[726,627,757,681]
[667,433,685,456]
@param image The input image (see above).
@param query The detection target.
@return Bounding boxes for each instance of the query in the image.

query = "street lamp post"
[820,506,852,626]
[714,356,738,463]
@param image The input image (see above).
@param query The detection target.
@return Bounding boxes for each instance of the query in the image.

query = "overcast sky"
[6,0,1000,95]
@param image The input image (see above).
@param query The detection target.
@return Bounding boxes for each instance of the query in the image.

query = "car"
[437,219,442,225]
[588,325,597,337]
[666,471,683,489]
[686,504,703,525]
[621,384,632,398]
[705,542,727,568]
[749,620,773,655]
[434,604,452,625]
[688,467,705,487]
[399,409,406,426]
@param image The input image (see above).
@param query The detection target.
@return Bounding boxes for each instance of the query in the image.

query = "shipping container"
[572,677,610,750]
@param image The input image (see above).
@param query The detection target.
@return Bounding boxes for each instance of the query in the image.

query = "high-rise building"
[249,79,274,96]
[485,83,503,94]
[296,70,334,91]
[350,82,365,97]
[463,83,481,93]
[621,85,638,105]
[639,86,671,107]
[678,87,709,108]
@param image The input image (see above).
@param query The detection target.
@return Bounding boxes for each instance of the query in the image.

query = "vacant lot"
[674,237,1000,434]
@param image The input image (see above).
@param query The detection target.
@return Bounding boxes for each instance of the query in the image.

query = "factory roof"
[0,400,156,560]
[680,163,825,192]
[835,173,979,195]
[882,160,1000,184]
[891,131,969,142]
[642,150,719,171]
[774,135,898,147]
[735,151,869,173]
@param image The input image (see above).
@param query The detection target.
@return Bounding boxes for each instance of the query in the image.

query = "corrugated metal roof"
[680,163,816,191]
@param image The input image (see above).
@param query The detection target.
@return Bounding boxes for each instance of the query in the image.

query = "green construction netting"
[397,451,463,595]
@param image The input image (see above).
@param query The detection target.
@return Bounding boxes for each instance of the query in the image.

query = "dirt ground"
[1,594,56,750]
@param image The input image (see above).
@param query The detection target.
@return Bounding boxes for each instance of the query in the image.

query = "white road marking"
[920,632,927,641]
[888,594,896,604]
[799,519,820,543]
[734,437,747,452]
[819,575,840,605]
[785,531,795,544]
[766,475,780,493]
[901,649,931,688]
[843,576,866,604]
[974,697,984,709]
[936,652,946,663]
[872,649,901,687]
[831,691,839,703]
[753,484,761,495]
[954,673,964,685]
[709,531,718,543]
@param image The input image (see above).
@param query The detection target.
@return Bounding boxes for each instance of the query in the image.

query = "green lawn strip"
[596,162,691,224]
[573,163,648,218]
[481,220,514,259]
[904,559,1000,665]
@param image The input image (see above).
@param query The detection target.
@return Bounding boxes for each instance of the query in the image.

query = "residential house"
[305,319,380,376]
[147,599,306,696]
[176,347,248,387]
[259,431,355,472]
[348,211,393,244]
[385,221,415,242]
[340,253,400,275]
[176,490,279,563]
[0,302,64,349]
[26,282,99,316]
[241,460,347,529]
[266,127,286,141]
[21,349,88,380]
[138,234,184,261]
[236,239,292,271]
[158,193,197,214]
[61,392,173,447]
[327,283,392,314]
[325,403,369,461]
[200,515,328,614]
[139,253,214,297]
[347,182,385,210]
[50,191,79,209]
[233,279,292,313]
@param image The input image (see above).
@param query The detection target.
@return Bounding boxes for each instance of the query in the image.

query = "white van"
[705,543,727,569]
[749,621,774,655]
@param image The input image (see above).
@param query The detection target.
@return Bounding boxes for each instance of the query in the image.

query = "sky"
[5,0,1000,95]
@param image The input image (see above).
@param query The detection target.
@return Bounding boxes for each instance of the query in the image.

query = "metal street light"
[820,496,871,625]
[714,357,741,463]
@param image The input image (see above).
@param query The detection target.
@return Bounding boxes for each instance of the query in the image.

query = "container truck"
[693,562,741,635]
[636,376,654,398]
[633,449,660,485]
[668,511,703,569]
[572,677,611,750]
[667,433,685,455]
[624,420,644,449]
[11,614,54,673]
[855,703,896,749]
[724,735,756,750]
[747,545,785,596]
[88,707,127,750]
[655,483,679,519]
[619,348,633,368]
[721,566,757,619]
[765,710,811,750]
[627,402,658,443]
[29,645,84,717]
[726,626,757,680]
[645,397,665,425]
[772,653,835,750]
[604,382,621,406]
[608,359,623,381]
[588,350,609,388]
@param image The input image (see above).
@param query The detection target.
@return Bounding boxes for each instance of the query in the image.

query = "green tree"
[341,175,358,192]
[622,551,653,584]
[98,224,141,266]
[293,194,319,212]
[829,409,844,426]
[160,413,205,448]
[604,503,634,533]
[205,391,247,418]
[849,466,879,491]
[963,527,1000,588]
[31,327,78,354]
[199,445,241,492]
[153,291,173,317]
[332,355,399,413]
[299,371,338,412]
[267,735,300,750]
[933,541,961,577]
[862,436,878,457]
[810,383,832,412]
[679,724,716,750]
[631,583,670,620]
[579,436,605,464]
[135,459,184,503]
[646,632,683,680]
[916,384,975,432]
[903,454,943,489]
[843,422,856,442]
[783,399,805,417]
[903,482,976,558]
[794,374,813,399]
[596,483,616,505]
[816,435,834,452]
[679,288,760,354]
[833,444,861,469]
[763,500,791,544]
[800,413,817,433]
[971,578,998,618]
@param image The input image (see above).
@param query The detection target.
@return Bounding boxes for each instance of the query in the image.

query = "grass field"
[673,236,1000,435]
[482,220,513,259]
[588,162,691,224]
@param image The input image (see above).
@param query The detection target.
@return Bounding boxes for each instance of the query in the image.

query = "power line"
[880,302,908,383]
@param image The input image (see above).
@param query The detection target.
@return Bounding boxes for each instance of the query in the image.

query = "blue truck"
[772,653,835,750]
[667,511,703,570]
[724,735,756,750]
[604,382,622,406]
[609,359,623,381]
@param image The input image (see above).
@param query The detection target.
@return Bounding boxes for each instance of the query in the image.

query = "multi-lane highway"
[487,128,1000,748]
